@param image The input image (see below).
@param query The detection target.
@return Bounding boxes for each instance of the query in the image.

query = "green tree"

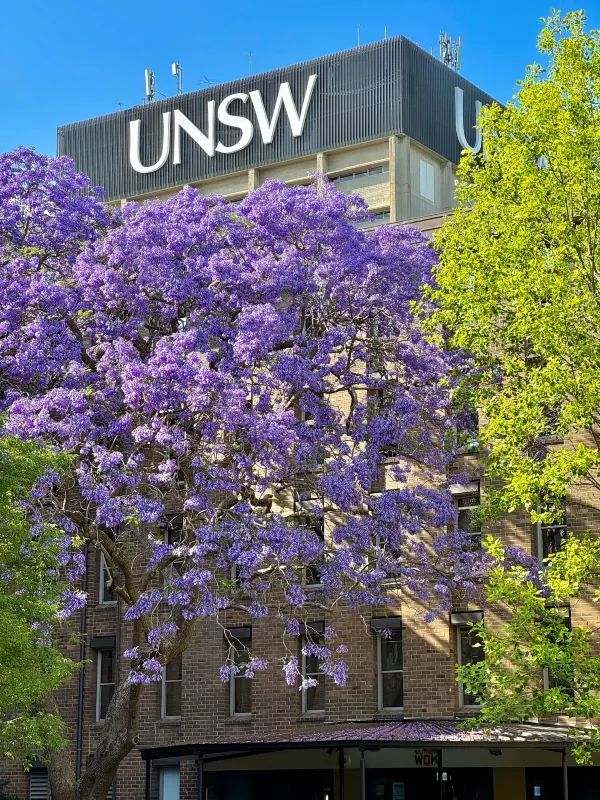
[429,11,600,760]
[0,436,75,763]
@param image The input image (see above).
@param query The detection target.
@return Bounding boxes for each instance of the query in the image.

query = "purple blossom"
[0,149,512,695]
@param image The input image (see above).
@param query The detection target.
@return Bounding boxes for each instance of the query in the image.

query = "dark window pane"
[100,683,114,719]
[460,629,484,666]
[542,525,567,558]
[381,637,403,671]
[100,650,115,683]
[457,507,478,533]
[305,652,320,676]
[166,657,182,681]
[234,677,251,714]
[459,627,484,706]
[305,680,325,712]
[165,681,182,717]
[382,671,404,708]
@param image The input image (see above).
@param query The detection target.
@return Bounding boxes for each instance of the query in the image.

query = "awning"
[141,719,584,761]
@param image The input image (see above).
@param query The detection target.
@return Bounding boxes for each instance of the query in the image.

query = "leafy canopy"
[430,10,600,521]
[429,11,600,760]
[0,435,74,762]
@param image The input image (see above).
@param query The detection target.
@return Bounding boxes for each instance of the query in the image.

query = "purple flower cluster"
[0,148,510,688]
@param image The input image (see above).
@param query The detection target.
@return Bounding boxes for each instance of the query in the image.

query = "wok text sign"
[414,749,441,767]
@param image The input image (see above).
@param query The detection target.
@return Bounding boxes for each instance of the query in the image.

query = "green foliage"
[429,10,600,520]
[0,435,75,762]
[427,12,600,760]
[459,536,600,764]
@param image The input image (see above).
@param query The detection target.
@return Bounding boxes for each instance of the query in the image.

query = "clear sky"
[2,0,599,156]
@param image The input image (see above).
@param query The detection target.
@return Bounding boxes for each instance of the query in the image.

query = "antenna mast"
[439,32,463,72]
[144,68,156,102]
[171,63,183,96]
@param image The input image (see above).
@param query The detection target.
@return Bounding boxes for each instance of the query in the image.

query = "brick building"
[3,35,599,800]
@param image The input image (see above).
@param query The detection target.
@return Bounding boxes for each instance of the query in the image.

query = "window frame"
[456,623,484,708]
[450,481,482,549]
[542,605,573,693]
[376,627,404,711]
[229,635,252,717]
[96,647,116,722]
[536,520,568,561]
[161,654,183,719]
[301,634,325,714]
[98,552,117,605]
[295,493,326,589]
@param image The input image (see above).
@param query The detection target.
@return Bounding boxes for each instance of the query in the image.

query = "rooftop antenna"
[144,68,156,102]
[171,63,183,96]
[439,32,463,72]
[384,25,388,40]
[248,51,253,76]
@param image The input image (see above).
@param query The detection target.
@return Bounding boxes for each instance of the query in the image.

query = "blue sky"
[2,0,599,155]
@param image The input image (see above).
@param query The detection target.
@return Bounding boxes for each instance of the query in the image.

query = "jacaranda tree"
[0,147,487,800]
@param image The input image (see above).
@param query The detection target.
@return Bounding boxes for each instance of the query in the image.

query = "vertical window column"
[162,654,182,718]
[300,621,326,713]
[99,553,116,604]
[451,611,484,708]
[92,637,117,721]
[226,626,252,716]
[372,617,404,710]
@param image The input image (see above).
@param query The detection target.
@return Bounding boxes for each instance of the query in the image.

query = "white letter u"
[129,112,171,174]
[454,87,482,154]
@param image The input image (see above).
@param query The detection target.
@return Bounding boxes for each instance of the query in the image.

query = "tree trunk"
[48,680,141,800]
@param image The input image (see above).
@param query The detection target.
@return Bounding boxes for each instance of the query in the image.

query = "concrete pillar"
[248,168,259,191]
[316,151,327,176]
[389,134,411,223]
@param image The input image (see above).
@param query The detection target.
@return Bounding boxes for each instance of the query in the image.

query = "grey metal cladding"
[57,37,495,201]
[400,39,495,164]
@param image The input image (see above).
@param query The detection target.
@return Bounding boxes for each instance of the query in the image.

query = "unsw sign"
[129,76,482,174]
[129,75,318,173]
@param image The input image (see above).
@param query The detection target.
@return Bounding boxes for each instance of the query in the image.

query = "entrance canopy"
[140,719,582,761]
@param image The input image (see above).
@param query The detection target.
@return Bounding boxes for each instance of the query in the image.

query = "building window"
[454,406,480,453]
[301,628,325,713]
[543,606,574,694]
[295,493,325,588]
[539,522,568,559]
[330,164,389,184]
[537,518,568,560]
[227,627,252,716]
[99,553,116,604]
[367,387,400,459]
[419,158,435,202]
[371,209,391,224]
[160,513,184,582]
[377,626,404,710]
[451,482,482,549]
[159,766,180,800]
[162,655,182,718]
[457,624,484,707]
[96,647,116,721]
